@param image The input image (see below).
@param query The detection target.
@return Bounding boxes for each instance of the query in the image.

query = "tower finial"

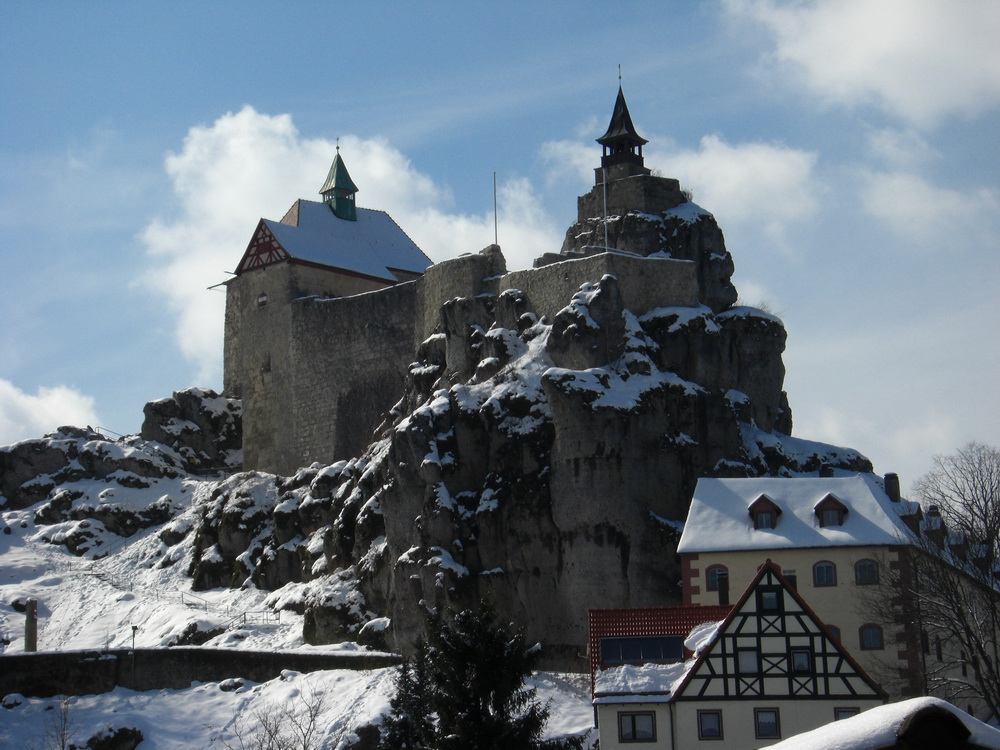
[618,64,622,86]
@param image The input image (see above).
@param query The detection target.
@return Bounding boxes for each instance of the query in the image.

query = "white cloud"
[864,128,938,170]
[859,169,999,245]
[0,380,100,446]
[652,134,819,247]
[725,0,1000,127]
[139,106,561,384]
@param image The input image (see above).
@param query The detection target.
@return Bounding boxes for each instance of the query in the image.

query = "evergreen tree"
[375,603,552,749]
[378,639,436,750]
[429,605,549,750]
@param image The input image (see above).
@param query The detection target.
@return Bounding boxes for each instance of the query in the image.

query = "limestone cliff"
[180,242,869,668]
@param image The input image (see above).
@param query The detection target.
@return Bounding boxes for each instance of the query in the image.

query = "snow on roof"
[265,200,431,281]
[593,661,690,703]
[768,697,1000,750]
[677,475,915,554]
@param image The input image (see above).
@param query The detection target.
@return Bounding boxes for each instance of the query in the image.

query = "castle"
[223,87,753,476]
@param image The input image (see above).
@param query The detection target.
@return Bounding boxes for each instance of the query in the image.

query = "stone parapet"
[501,252,698,323]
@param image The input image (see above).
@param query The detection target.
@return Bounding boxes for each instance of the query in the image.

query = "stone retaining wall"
[0,648,401,699]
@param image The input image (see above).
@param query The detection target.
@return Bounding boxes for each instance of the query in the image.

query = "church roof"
[237,199,431,281]
[597,85,648,148]
[677,475,917,554]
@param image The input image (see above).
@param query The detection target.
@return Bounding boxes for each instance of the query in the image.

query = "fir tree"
[375,603,552,750]
[378,639,436,750]
[429,604,549,750]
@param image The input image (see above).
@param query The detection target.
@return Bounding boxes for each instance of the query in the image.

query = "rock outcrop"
[0,388,240,556]
[176,246,869,668]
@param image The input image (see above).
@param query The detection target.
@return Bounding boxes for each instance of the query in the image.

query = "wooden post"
[24,597,37,652]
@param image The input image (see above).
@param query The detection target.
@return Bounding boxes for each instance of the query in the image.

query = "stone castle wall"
[226,246,704,475]
[576,173,686,223]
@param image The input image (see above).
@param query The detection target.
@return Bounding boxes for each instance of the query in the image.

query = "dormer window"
[815,494,848,528]
[748,495,782,530]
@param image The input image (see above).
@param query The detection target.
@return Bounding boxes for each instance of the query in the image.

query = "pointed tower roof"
[320,146,360,221]
[597,85,648,150]
[320,147,359,196]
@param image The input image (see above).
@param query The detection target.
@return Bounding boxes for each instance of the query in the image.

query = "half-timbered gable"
[591,561,885,748]
[674,561,884,703]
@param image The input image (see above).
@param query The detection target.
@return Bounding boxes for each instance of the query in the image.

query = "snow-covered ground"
[0,480,596,748]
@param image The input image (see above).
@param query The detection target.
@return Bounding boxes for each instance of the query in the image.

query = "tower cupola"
[320,145,359,221]
[596,86,651,182]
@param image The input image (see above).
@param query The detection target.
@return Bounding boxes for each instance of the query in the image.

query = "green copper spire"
[320,145,359,221]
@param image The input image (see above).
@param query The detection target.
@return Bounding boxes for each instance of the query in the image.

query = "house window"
[791,649,812,674]
[755,511,775,529]
[757,587,782,613]
[706,565,728,591]
[855,559,879,585]
[860,624,884,650]
[601,636,684,665]
[738,649,760,675]
[748,495,781,530]
[813,561,837,586]
[697,710,723,740]
[815,494,848,527]
[827,624,841,642]
[618,712,655,742]
[754,708,781,739]
[835,708,860,721]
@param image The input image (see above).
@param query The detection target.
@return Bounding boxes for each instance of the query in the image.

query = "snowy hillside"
[0,454,596,748]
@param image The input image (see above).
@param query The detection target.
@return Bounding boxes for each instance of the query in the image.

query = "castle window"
[815,494,848,527]
[754,708,781,739]
[835,708,860,721]
[936,637,943,662]
[860,624,884,650]
[698,710,723,740]
[748,495,781,530]
[855,559,879,585]
[257,292,269,307]
[618,712,655,742]
[706,565,728,591]
[813,561,837,587]
[828,624,841,641]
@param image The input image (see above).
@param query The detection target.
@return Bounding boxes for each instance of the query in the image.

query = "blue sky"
[2,0,998,488]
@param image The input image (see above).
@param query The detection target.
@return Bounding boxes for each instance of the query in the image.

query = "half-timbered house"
[676,474,926,699]
[592,561,885,748]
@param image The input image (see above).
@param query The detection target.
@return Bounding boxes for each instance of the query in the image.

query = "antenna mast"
[493,172,498,245]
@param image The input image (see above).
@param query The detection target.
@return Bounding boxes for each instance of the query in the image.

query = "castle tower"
[540,84,738,313]
[319,146,359,221]
[224,148,432,474]
[595,85,651,184]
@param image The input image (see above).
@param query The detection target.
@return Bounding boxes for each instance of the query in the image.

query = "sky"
[2,0,998,489]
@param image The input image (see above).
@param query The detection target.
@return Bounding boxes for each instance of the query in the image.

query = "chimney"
[783,570,798,590]
[717,571,730,606]
[819,464,835,478]
[884,473,901,502]
[925,505,946,548]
